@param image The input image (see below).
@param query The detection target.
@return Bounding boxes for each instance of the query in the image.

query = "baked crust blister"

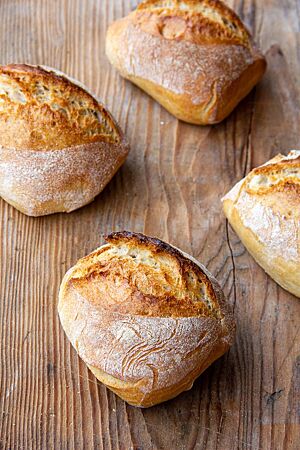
[223,150,300,298]
[0,64,129,216]
[58,231,236,407]
[106,0,267,125]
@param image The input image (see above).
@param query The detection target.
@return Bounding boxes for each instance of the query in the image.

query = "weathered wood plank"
[0,1,299,449]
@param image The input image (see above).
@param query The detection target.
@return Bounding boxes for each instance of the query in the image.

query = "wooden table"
[0,1,299,449]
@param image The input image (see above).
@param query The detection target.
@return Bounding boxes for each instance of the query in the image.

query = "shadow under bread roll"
[58,231,236,407]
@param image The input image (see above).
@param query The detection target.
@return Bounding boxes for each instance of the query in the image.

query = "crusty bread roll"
[0,64,129,216]
[106,0,266,125]
[58,231,235,407]
[223,151,300,298]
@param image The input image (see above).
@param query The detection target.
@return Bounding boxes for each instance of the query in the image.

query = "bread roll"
[223,151,300,298]
[58,231,235,407]
[106,0,266,125]
[0,64,129,216]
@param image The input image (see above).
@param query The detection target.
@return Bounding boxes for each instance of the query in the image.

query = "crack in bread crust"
[69,231,223,319]
[134,0,251,46]
[246,153,300,195]
[0,64,121,150]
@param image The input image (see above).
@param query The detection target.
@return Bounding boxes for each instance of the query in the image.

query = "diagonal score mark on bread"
[69,231,222,318]
[134,0,251,46]
[0,64,120,150]
[246,152,300,195]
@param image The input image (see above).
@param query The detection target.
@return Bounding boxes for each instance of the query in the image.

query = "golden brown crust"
[134,0,251,47]
[69,230,222,318]
[0,64,121,150]
[222,150,300,298]
[106,0,266,125]
[58,232,235,407]
[0,64,129,216]
[245,154,300,195]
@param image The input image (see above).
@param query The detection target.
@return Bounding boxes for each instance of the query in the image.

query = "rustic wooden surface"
[0,0,299,449]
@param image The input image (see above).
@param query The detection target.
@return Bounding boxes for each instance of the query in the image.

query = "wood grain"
[0,0,299,449]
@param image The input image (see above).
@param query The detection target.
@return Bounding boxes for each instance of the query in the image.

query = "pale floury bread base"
[0,64,129,216]
[223,151,300,298]
[58,232,235,407]
[0,141,127,217]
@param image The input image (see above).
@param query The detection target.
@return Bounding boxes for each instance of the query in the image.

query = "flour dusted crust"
[106,0,266,125]
[0,64,129,216]
[58,231,235,407]
[223,150,300,298]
